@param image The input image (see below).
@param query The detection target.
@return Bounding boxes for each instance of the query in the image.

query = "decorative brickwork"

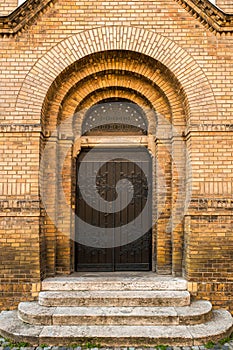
[16,27,216,126]
[0,0,233,314]
[1,0,233,35]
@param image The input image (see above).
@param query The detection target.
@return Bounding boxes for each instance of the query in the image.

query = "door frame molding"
[73,135,157,272]
[75,146,153,271]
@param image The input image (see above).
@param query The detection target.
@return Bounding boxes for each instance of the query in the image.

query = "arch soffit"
[44,56,185,132]
[71,89,169,137]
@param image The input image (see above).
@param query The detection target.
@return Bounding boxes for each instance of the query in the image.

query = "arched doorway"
[75,99,152,271]
[40,49,188,277]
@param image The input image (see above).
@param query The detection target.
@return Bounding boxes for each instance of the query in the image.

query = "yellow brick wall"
[0,0,18,16]
[216,0,233,13]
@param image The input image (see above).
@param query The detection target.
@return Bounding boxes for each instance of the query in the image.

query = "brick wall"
[0,0,17,16]
[0,0,233,311]
[0,130,42,309]
[216,0,233,13]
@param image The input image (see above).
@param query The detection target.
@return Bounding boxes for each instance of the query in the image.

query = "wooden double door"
[75,148,152,271]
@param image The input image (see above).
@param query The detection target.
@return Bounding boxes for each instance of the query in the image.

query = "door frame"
[75,145,153,272]
[73,135,157,272]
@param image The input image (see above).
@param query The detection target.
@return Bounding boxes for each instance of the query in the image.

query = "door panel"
[75,148,152,271]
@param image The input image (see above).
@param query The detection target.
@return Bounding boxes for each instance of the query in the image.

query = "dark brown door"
[75,148,152,271]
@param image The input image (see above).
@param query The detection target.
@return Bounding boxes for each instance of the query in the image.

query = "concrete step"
[0,309,232,347]
[39,290,190,307]
[42,275,187,291]
[18,300,212,326]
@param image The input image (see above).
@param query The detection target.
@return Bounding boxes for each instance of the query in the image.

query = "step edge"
[0,309,232,347]
[19,300,212,326]
[39,290,191,298]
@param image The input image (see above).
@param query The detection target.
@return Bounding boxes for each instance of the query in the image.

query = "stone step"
[18,300,212,326]
[42,275,187,291]
[39,290,190,307]
[0,309,232,346]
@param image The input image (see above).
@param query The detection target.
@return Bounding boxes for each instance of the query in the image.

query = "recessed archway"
[75,98,153,272]
[40,49,190,277]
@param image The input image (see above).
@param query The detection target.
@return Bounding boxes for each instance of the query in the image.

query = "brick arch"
[58,72,172,136]
[76,88,156,112]
[43,52,184,132]
[37,29,193,278]
[73,87,169,136]
[16,26,217,125]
